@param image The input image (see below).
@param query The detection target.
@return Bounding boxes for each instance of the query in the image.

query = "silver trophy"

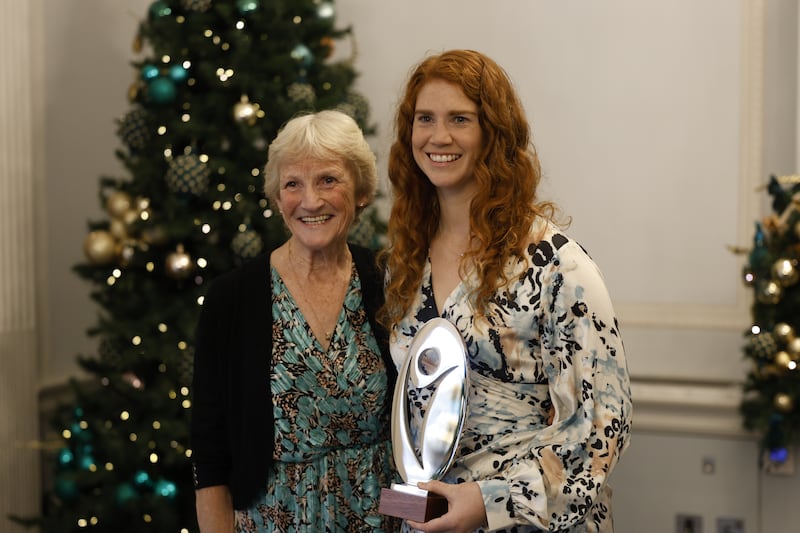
[379,317,469,522]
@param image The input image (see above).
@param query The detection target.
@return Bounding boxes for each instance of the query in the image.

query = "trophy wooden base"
[379,484,448,522]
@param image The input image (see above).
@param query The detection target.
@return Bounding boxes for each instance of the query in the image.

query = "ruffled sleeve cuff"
[478,478,515,532]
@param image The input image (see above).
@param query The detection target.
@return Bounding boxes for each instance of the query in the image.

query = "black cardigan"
[189,244,396,510]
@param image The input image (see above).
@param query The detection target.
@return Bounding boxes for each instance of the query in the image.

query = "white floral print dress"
[390,219,632,533]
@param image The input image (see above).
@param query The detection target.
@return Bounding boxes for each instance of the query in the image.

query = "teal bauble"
[237,0,259,14]
[169,64,189,83]
[140,64,160,81]
[115,482,138,505]
[149,0,172,18]
[79,454,95,470]
[54,477,79,502]
[291,44,313,67]
[148,77,177,104]
[154,478,178,499]
[134,470,152,488]
[57,448,75,469]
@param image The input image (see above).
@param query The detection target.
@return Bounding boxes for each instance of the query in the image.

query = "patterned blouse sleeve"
[480,241,633,531]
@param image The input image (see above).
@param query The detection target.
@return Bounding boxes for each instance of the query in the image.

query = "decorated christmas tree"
[739,174,800,466]
[30,1,378,531]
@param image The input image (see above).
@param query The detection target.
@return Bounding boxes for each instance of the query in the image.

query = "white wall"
[28,0,800,531]
[40,0,152,385]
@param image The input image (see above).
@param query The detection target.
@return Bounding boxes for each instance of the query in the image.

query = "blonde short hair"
[263,110,377,207]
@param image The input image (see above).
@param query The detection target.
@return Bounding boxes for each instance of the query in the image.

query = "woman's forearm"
[196,485,235,533]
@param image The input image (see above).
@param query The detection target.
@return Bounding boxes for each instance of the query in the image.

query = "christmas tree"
[740,174,800,466]
[29,1,378,531]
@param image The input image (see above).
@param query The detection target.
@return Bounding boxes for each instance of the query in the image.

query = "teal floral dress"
[234,266,398,533]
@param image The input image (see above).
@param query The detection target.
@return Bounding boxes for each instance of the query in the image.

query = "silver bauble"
[165,244,193,279]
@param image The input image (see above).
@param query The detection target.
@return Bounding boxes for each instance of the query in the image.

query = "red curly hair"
[379,49,559,327]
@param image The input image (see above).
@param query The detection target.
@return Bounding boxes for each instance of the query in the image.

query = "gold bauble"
[83,230,117,265]
[774,322,795,344]
[106,191,133,218]
[122,208,141,228]
[117,240,137,266]
[774,351,793,369]
[109,218,129,240]
[233,96,259,126]
[757,280,783,304]
[165,244,193,279]
[772,258,799,287]
[774,393,794,412]
[788,337,800,357]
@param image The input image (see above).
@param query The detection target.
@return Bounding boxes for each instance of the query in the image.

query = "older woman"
[191,110,398,532]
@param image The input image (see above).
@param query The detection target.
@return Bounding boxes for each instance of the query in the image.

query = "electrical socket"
[716,517,744,533]
[762,448,795,476]
[676,514,702,533]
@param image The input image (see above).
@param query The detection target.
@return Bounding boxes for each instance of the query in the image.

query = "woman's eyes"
[414,114,470,125]
[283,177,338,190]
